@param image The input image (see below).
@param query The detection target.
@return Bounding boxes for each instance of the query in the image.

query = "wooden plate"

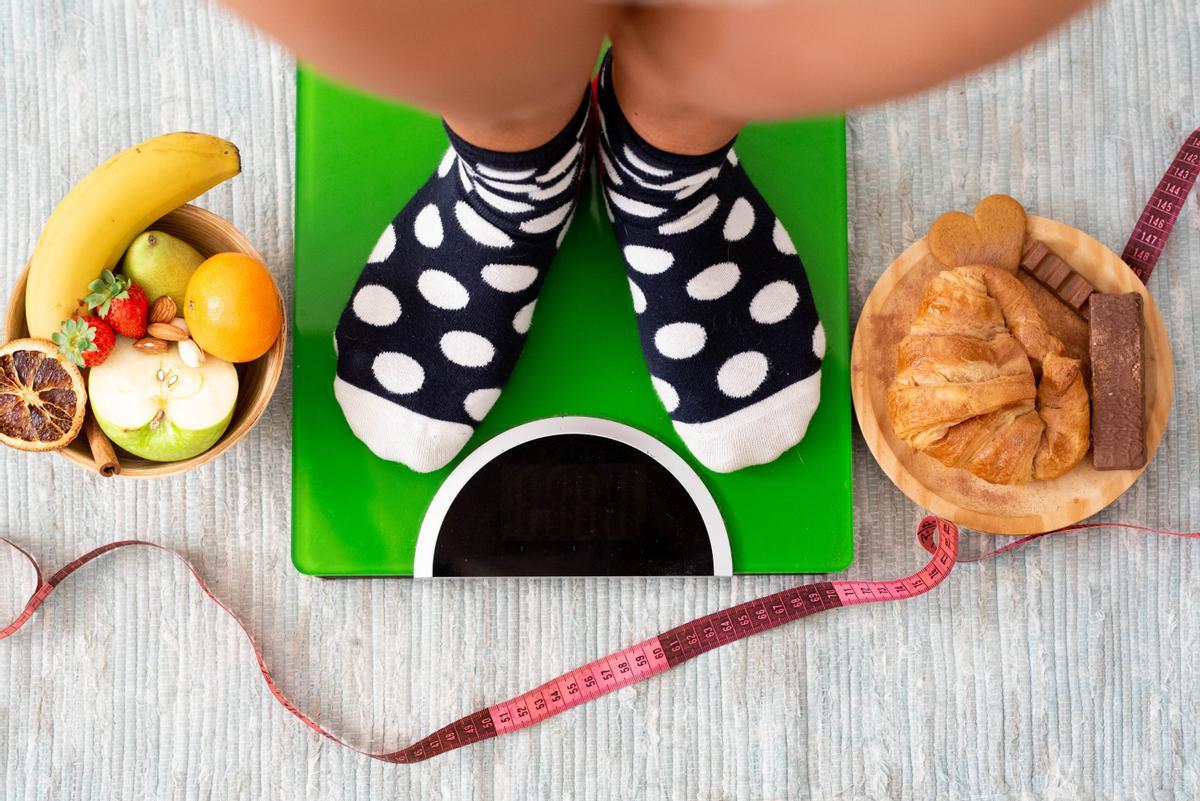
[851,216,1173,534]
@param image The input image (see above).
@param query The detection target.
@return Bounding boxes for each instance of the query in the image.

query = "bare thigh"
[614,0,1091,121]
[223,0,621,147]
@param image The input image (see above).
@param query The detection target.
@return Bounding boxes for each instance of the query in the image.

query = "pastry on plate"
[887,264,1090,484]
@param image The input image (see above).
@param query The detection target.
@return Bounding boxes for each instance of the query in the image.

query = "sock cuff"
[444,87,591,171]
[596,48,735,174]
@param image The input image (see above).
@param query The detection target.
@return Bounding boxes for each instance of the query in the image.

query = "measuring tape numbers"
[1122,128,1200,283]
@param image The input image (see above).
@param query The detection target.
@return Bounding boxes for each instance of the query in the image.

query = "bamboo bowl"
[4,204,286,478]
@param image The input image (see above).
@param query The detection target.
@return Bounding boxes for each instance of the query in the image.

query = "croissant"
[1032,353,1091,479]
[888,265,1089,484]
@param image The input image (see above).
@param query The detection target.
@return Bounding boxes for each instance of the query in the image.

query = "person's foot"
[334,91,590,471]
[595,51,824,472]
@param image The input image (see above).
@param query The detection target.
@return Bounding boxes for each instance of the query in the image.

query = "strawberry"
[85,269,148,338]
[106,282,149,338]
[52,315,116,368]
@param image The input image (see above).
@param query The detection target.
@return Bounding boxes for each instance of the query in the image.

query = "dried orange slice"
[0,338,87,452]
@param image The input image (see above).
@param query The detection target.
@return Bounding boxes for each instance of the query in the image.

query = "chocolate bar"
[1020,242,1095,319]
[1089,293,1147,470]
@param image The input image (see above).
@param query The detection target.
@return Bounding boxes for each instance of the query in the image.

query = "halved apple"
[89,338,238,461]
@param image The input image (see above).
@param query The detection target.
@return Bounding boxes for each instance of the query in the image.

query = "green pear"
[89,338,238,462]
[121,230,204,306]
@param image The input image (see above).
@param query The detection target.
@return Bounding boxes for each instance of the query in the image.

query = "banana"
[25,132,241,339]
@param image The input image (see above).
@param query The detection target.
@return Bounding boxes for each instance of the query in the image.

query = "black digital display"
[431,434,715,576]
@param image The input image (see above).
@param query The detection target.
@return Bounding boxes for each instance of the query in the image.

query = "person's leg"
[222,0,619,150]
[593,50,822,472]
[611,0,1092,149]
[222,0,620,470]
[592,0,1089,472]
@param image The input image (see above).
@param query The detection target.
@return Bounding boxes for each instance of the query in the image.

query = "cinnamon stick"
[84,415,121,477]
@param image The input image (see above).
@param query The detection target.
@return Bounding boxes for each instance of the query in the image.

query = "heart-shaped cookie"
[928,194,1028,273]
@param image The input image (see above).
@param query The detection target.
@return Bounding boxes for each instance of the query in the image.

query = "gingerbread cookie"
[928,194,1028,273]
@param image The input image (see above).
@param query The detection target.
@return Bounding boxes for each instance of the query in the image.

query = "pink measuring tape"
[2,128,1198,764]
[1122,127,1200,282]
[3,520,1197,762]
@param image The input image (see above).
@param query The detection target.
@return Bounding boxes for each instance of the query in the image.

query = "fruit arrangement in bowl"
[2,132,285,477]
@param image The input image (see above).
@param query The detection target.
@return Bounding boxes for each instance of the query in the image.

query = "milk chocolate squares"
[1020,241,1096,319]
[1089,293,1147,470]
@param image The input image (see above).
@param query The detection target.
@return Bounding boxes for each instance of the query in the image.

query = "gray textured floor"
[2,1,1198,799]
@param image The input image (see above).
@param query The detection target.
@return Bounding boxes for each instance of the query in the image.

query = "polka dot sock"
[334,91,590,472]
[595,51,824,472]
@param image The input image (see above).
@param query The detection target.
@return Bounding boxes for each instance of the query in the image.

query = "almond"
[178,338,205,368]
[148,296,177,324]
[133,337,169,354]
[147,322,187,342]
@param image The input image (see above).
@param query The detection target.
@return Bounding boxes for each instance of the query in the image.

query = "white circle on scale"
[412,417,732,577]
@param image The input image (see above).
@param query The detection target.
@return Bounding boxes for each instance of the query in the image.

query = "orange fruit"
[0,338,87,452]
[184,253,282,363]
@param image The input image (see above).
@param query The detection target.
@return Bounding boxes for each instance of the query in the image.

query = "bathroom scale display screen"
[433,433,713,576]
[293,68,852,576]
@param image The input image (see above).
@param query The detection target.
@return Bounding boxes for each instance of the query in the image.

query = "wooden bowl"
[852,216,1173,535]
[4,204,286,478]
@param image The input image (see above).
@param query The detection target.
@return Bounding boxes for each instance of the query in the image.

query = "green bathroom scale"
[293,68,852,576]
